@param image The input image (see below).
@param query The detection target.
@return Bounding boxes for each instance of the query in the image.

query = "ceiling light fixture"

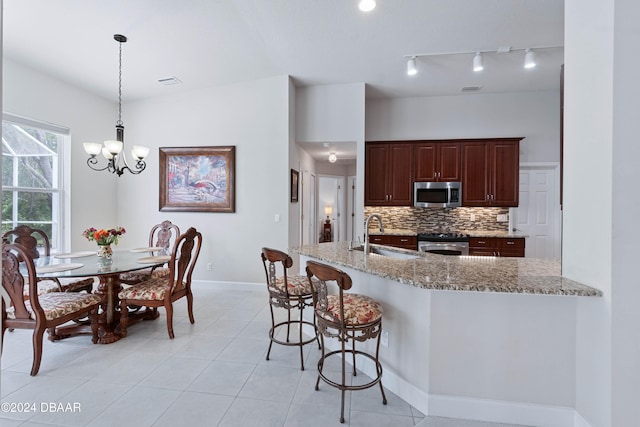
[83,34,149,177]
[358,0,376,12]
[328,152,337,163]
[407,56,418,76]
[473,52,484,72]
[404,45,560,77]
[524,48,536,69]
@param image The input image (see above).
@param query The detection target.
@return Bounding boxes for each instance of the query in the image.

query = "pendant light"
[83,34,150,177]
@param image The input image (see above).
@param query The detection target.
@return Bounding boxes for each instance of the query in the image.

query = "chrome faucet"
[364,214,384,255]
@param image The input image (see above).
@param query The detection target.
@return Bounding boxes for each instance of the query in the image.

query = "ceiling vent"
[158,76,182,86]
[461,86,482,93]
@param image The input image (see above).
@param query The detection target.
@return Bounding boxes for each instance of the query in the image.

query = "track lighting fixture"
[407,56,417,76]
[358,0,376,12]
[404,45,560,78]
[473,52,484,72]
[524,48,536,69]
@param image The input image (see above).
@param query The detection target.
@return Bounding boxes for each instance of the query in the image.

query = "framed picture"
[291,169,299,203]
[159,146,236,212]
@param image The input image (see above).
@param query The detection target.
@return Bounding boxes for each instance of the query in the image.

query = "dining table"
[30,247,170,344]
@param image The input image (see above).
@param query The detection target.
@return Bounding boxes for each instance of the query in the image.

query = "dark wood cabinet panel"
[415,142,461,182]
[462,139,520,207]
[365,144,390,204]
[368,235,417,250]
[461,142,490,205]
[490,141,520,207]
[365,143,412,206]
[469,237,525,257]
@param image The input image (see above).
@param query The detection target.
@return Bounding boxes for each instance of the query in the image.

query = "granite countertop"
[292,242,602,297]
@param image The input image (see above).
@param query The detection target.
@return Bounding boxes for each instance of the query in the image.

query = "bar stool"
[261,247,320,370]
[305,260,387,423]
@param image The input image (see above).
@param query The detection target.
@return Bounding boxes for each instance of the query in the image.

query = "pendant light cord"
[117,39,123,127]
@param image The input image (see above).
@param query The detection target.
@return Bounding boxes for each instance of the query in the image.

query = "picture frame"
[291,169,299,203]
[159,146,236,213]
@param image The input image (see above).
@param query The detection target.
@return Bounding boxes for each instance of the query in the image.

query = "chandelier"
[83,34,149,176]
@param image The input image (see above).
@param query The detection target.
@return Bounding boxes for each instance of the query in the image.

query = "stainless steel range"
[417,232,469,255]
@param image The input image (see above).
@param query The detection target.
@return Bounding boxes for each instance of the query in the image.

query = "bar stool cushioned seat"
[321,294,383,325]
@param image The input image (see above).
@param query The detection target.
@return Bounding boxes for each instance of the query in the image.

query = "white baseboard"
[429,394,586,427]
[191,280,262,292]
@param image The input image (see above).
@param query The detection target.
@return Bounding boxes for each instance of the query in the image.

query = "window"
[2,113,69,253]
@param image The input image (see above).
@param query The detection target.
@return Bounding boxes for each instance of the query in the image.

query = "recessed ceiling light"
[158,76,182,86]
[358,0,376,12]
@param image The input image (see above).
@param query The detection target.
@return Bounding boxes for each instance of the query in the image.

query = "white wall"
[610,0,640,425]
[564,1,613,426]
[3,59,118,251]
[295,83,366,238]
[118,75,291,284]
[366,91,560,163]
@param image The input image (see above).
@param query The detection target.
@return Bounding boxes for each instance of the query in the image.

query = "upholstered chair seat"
[7,292,102,321]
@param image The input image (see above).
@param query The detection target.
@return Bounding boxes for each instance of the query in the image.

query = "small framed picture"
[291,169,299,203]
[159,146,236,212]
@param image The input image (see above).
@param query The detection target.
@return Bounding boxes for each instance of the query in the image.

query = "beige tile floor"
[1,285,525,426]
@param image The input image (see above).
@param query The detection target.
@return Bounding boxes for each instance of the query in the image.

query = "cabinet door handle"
[400,238,408,242]
[478,240,486,244]
[507,241,515,245]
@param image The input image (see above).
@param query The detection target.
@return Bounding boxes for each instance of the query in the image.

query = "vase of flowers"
[83,226,126,262]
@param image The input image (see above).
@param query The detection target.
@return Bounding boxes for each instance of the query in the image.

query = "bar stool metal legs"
[306,260,387,423]
[261,247,320,370]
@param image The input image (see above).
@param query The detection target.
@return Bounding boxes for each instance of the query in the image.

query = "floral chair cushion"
[120,267,170,283]
[6,293,101,321]
[268,275,317,297]
[319,293,383,326]
[118,277,184,301]
[22,277,94,298]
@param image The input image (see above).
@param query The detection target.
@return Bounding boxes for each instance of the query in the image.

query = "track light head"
[358,0,376,12]
[473,52,484,72]
[524,48,536,69]
[407,56,417,76]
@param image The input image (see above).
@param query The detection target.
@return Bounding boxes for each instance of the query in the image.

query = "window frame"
[2,112,71,254]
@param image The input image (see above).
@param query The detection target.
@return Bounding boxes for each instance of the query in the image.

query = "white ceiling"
[3,0,564,161]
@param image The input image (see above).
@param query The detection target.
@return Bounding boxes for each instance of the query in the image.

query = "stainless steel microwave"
[413,181,462,208]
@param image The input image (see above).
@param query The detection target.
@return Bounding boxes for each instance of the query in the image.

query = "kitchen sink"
[353,245,420,260]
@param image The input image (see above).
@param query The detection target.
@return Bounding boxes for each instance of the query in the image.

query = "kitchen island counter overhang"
[292,242,601,426]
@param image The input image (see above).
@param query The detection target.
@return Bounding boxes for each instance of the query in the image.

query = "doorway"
[318,176,345,242]
[301,171,316,245]
[511,164,561,259]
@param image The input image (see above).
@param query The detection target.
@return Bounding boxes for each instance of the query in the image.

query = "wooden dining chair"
[1,243,101,376]
[120,220,181,285]
[118,227,202,339]
[2,225,95,298]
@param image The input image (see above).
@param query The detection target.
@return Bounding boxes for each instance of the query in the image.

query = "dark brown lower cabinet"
[368,235,417,251]
[469,237,525,257]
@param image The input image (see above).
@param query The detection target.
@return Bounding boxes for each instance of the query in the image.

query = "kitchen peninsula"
[292,242,601,426]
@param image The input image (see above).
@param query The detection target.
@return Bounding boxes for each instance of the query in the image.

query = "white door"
[301,171,317,245]
[512,165,561,259]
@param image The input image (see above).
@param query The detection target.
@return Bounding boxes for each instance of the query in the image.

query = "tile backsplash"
[364,206,510,232]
